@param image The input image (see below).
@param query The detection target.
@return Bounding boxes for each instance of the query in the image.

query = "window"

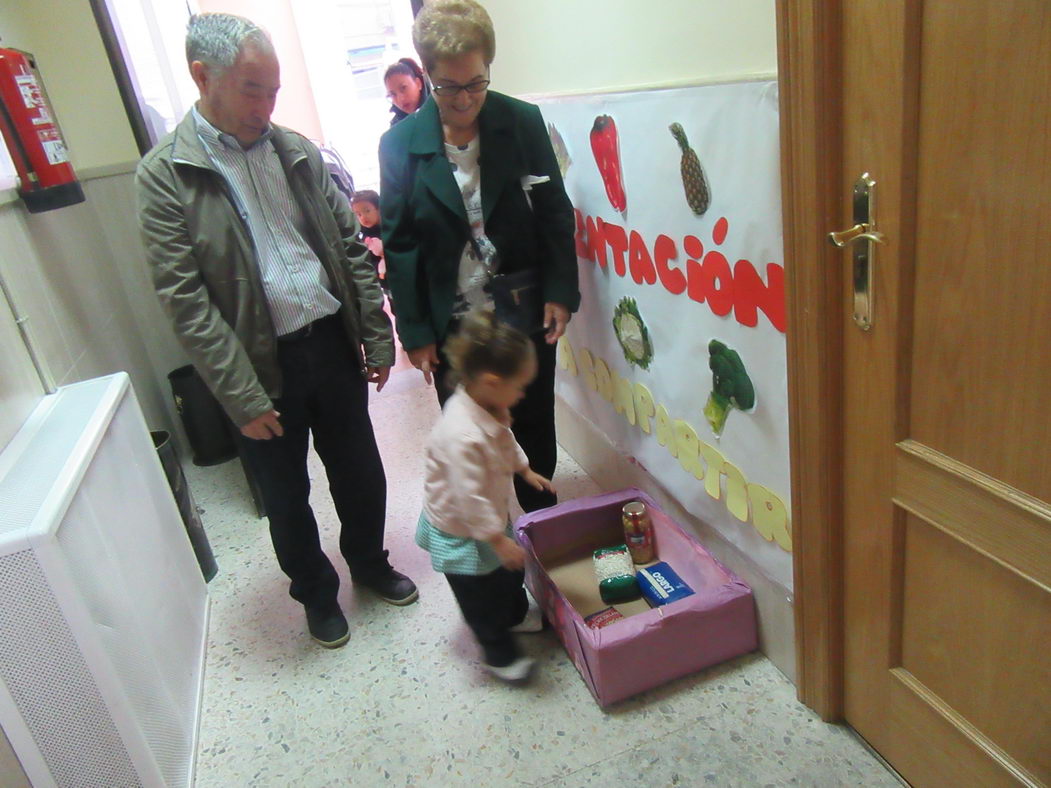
[90,0,417,192]
[293,0,417,191]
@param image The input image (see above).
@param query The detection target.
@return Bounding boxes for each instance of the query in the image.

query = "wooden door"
[837,2,1051,785]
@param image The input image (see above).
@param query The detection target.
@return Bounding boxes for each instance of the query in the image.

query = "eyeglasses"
[431,79,490,97]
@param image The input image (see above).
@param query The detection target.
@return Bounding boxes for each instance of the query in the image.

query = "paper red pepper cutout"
[590,115,627,213]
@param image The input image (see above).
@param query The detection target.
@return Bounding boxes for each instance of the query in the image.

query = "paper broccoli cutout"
[613,297,653,369]
[704,339,755,437]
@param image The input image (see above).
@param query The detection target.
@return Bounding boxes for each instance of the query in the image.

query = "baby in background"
[415,312,552,682]
[351,189,386,291]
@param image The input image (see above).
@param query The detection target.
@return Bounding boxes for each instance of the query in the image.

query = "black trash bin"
[167,365,237,466]
[152,430,218,582]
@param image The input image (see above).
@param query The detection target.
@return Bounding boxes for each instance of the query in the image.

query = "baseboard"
[555,394,797,683]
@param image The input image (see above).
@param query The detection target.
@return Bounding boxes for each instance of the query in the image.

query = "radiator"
[0,373,208,787]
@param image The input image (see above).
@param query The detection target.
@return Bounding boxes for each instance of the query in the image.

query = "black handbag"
[487,268,544,335]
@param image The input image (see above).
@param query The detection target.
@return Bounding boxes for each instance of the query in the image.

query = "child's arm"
[364,236,384,258]
[510,433,555,494]
[518,468,555,494]
[487,532,526,570]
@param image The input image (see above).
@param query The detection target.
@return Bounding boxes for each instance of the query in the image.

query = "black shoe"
[354,568,419,606]
[305,604,350,648]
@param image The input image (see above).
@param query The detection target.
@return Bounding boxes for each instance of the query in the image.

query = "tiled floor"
[186,368,900,787]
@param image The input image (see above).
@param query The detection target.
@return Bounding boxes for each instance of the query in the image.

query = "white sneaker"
[509,589,544,633]
[509,604,544,633]
[485,656,535,682]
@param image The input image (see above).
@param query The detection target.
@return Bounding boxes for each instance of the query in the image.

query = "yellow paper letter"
[747,483,792,552]
[634,384,655,434]
[613,373,636,425]
[594,356,614,402]
[557,336,577,375]
[723,461,749,521]
[698,440,726,499]
[674,420,701,476]
[578,348,597,392]
[655,404,676,455]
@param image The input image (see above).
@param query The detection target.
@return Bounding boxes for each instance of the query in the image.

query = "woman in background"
[384,57,428,126]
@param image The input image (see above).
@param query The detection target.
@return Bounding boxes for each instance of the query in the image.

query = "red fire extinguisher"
[0,48,84,213]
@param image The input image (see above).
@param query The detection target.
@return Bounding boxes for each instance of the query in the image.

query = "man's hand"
[367,366,391,392]
[408,344,440,385]
[489,533,526,570]
[543,302,571,344]
[241,409,283,440]
[519,468,555,494]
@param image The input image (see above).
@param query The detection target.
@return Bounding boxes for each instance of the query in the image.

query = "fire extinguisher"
[0,47,84,213]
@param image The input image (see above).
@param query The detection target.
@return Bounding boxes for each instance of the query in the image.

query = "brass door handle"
[830,173,884,331]
[828,223,885,247]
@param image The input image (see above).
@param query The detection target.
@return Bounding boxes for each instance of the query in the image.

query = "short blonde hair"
[413,0,495,73]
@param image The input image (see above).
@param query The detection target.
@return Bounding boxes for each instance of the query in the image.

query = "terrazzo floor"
[185,363,902,788]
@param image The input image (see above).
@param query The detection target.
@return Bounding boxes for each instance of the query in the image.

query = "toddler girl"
[416,312,553,682]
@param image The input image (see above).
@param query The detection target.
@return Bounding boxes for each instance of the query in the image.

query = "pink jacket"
[422,387,529,540]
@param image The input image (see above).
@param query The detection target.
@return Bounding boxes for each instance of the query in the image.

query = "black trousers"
[236,315,389,610]
[435,326,558,512]
[445,568,528,666]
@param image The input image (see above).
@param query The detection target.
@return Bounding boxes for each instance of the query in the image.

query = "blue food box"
[637,561,694,606]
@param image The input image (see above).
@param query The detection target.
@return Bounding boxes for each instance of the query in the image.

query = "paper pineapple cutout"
[669,122,710,216]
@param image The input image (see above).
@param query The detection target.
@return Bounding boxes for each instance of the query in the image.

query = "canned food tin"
[622,501,655,564]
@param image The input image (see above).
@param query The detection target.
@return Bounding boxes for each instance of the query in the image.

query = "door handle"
[829,223,885,247]
[829,173,884,331]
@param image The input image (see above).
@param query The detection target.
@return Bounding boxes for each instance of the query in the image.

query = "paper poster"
[537,81,793,590]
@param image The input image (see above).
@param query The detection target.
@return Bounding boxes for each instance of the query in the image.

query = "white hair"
[185,13,273,74]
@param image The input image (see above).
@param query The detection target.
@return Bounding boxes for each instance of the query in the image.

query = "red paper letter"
[628,230,657,285]
[699,250,734,316]
[732,261,786,332]
[603,221,628,277]
[654,234,686,295]
[574,209,590,260]
[586,215,607,269]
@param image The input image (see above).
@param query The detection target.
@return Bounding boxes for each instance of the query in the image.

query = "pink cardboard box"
[514,488,758,707]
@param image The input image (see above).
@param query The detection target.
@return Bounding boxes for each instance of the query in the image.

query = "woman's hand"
[519,468,555,494]
[489,533,526,570]
[543,302,571,344]
[408,344,440,384]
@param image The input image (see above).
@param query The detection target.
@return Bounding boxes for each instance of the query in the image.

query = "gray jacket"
[136,113,393,426]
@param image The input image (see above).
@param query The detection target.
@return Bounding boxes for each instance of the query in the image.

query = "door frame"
[776,0,846,721]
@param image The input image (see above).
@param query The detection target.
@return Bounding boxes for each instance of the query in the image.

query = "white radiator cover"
[0,373,208,787]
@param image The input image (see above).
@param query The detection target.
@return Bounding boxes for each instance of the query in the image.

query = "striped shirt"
[192,107,340,336]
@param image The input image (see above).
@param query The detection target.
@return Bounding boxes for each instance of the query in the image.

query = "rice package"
[637,561,694,606]
[593,545,640,604]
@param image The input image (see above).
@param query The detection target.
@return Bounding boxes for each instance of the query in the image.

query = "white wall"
[0,0,185,455]
[483,0,777,96]
[0,0,139,173]
[0,270,42,455]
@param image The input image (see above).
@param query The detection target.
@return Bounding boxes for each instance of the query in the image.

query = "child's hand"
[520,469,555,494]
[489,534,526,570]
[364,236,384,257]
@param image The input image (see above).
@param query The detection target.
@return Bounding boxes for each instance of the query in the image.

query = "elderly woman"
[379,0,579,512]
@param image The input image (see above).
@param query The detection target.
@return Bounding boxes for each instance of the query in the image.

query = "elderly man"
[136,13,416,649]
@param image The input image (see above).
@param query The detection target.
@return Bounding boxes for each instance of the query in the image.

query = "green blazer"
[379,91,580,350]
